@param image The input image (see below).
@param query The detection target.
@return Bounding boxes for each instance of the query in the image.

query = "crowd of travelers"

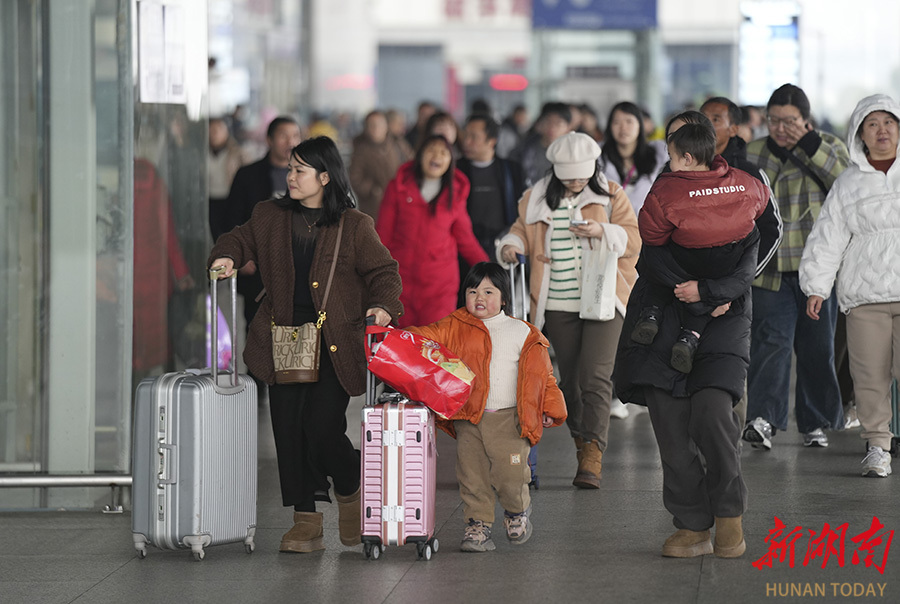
[197,85,899,559]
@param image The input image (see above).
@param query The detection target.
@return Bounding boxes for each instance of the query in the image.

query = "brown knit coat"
[209,202,403,394]
[348,134,407,218]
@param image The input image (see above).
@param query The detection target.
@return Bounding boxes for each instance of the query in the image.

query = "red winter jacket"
[408,308,567,445]
[639,156,770,248]
[376,162,488,327]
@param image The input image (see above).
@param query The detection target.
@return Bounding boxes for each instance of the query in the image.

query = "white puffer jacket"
[799,94,900,312]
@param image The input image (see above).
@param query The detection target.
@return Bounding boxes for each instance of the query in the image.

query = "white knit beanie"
[546,132,601,180]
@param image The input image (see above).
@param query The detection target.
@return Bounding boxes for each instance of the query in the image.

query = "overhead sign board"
[532,0,658,30]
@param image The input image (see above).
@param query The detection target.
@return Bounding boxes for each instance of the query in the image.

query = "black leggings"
[267,348,360,511]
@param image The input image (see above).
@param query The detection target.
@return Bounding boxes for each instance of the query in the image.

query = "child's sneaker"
[504,510,533,545]
[631,305,662,345]
[460,519,495,552]
[670,330,700,373]
[861,446,892,477]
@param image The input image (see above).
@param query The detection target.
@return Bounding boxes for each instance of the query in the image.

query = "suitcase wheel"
[416,540,435,561]
[245,542,255,554]
[364,542,383,560]
[136,547,147,559]
[193,550,205,561]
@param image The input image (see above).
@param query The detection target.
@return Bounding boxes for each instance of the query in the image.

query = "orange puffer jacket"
[408,308,566,445]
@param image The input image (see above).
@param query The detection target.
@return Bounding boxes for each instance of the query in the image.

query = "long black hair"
[602,101,659,184]
[413,134,456,213]
[274,136,356,226]
[462,262,512,312]
[543,162,610,211]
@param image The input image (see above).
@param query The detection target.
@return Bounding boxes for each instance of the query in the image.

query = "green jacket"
[746,131,849,291]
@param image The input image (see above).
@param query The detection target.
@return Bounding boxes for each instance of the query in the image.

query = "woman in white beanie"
[498,132,640,488]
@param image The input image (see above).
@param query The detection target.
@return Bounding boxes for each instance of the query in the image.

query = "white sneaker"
[844,406,861,429]
[803,428,829,448]
[861,446,892,478]
[609,397,630,419]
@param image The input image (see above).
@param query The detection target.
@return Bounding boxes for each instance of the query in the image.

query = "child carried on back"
[408,262,566,553]
[631,113,770,373]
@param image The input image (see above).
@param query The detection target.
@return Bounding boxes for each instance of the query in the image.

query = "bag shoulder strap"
[786,152,828,193]
[320,214,345,311]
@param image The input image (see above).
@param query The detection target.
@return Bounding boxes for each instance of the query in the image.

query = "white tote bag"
[579,243,618,321]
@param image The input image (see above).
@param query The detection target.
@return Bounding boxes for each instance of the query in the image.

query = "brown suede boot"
[661,529,713,558]
[334,488,362,546]
[714,516,746,558]
[280,511,325,553]
[572,440,602,489]
[574,436,585,466]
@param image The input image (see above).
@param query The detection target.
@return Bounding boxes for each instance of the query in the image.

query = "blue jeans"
[747,274,843,433]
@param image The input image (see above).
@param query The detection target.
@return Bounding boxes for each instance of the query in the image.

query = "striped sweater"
[546,201,583,311]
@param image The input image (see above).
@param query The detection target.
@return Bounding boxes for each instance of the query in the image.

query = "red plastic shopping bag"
[366,325,474,419]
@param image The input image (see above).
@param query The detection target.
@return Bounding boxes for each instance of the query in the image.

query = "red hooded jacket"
[639,156,769,248]
[376,162,488,327]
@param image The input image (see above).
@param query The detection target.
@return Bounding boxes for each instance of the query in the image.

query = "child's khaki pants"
[454,408,531,525]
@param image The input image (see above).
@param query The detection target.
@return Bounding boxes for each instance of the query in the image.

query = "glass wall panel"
[0,0,209,510]
[94,0,134,475]
[133,0,210,391]
[0,0,44,504]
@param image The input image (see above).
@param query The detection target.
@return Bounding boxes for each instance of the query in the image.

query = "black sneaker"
[631,306,662,345]
[670,330,699,373]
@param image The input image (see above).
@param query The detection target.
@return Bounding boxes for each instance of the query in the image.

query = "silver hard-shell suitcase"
[132,268,257,561]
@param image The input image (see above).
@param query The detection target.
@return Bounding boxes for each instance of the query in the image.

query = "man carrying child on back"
[631,113,770,373]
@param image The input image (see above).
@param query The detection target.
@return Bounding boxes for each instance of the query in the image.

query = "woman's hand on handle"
[542,414,554,428]
[210,258,235,278]
[806,295,824,321]
[366,307,392,327]
[500,245,525,264]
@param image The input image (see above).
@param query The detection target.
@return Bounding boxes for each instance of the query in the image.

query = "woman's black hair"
[543,161,610,211]
[601,101,659,185]
[462,262,512,311]
[413,134,455,214]
[274,136,356,226]
[767,83,810,120]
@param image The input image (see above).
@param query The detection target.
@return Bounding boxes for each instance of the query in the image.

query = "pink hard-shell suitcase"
[361,327,439,560]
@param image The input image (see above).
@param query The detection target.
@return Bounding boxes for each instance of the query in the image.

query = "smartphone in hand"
[570,219,588,226]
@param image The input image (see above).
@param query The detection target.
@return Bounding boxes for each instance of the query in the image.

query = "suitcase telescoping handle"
[508,253,528,321]
[365,315,378,406]
[208,265,239,388]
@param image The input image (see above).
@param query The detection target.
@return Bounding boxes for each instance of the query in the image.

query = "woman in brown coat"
[210,137,402,554]
[348,110,409,218]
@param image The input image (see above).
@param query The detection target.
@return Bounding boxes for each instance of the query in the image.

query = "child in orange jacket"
[409,262,566,552]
